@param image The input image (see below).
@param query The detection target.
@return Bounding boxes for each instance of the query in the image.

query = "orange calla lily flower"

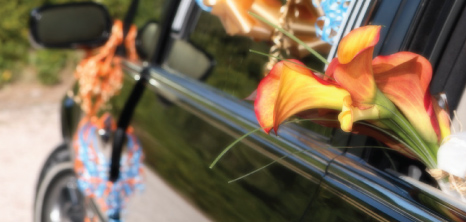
[337,92,387,132]
[256,25,447,146]
[327,25,381,109]
[273,62,351,133]
[249,23,451,170]
[255,26,394,134]
[372,52,438,144]
[326,25,444,143]
[254,60,350,133]
[326,25,395,132]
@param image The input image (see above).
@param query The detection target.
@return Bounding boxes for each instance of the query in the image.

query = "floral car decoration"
[72,20,145,220]
[199,0,466,201]
[252,25,466,199]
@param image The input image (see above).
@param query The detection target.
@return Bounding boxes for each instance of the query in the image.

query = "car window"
[133,0,165,25]
[167,10,334,138]
[188,12,268,98]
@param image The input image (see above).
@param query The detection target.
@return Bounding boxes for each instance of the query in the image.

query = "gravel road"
[0,78,72,222]
[0,76,209,222]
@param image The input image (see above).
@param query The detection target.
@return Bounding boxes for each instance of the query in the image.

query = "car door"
[111,0,342,221]
[94,0,466,221]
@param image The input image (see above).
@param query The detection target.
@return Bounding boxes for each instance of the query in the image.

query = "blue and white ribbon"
[195,0,212,12]
[313,0,352,45]
[74,116,144,220]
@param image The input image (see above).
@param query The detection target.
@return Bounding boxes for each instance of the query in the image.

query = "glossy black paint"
[114,61,466,221]
[109,68,149,182]
[118,64,329,221]
[110,0,181,182]
[315,153,466,221]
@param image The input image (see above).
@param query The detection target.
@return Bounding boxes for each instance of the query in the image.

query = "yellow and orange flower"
[254,25,450,148]
[327,25,380,109]
[254,60,349,133]
[371,52,438,144]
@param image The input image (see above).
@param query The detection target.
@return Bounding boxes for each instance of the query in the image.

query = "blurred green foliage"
[0,0,40,85]
[0,0,162,86]
[29,50,72,85]
[189,12,270,98]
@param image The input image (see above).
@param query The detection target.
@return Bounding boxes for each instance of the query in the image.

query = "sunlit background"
[0,1,164,221]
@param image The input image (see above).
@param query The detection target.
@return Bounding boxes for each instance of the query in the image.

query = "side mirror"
[136,21,159,60]
[165,40,213,80]
[29,2,112,49]
[136,21,214,80]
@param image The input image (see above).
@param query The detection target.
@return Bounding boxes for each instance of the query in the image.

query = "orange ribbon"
[204,0,329,57]
[75,20,138,116]
[204,0,279,40]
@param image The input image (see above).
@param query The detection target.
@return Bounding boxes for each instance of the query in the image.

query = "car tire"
[35,144,71,193]
[34,145,86,222]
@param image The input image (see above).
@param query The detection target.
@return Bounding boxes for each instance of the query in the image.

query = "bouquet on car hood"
[252,25,466,199]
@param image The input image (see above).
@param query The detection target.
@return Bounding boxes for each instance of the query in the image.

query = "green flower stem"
[393,110,437,166]
[373,91,437,168]
[381,119,432,168]
[382,111,437,169]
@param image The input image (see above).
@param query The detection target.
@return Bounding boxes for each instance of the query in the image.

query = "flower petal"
[273,61,350,133]
[372,52,431,92]
[338,93,388,132]
[254,61,284,133]
[424,93,441,141]
[337,25,381,64]
[329,26,381,109]
[332,50,377,108]
[372,52,437,144]
[338,96,354,132]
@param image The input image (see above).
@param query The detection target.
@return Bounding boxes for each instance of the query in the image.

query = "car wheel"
[34,145,86,222]
[35,144,71,194]
[34,161,87,222]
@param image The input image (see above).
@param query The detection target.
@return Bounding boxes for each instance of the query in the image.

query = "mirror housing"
[136,21,214,80]
[29,2,112,49]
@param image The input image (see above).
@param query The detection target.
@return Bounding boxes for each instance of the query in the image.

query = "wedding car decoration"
[196,0,343,58]
[253,25,466,199]
[312,0,351,45]
[74,20,138,116]
[72,20,145,220]
[74,114,144,220]
[202,0,466,200]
